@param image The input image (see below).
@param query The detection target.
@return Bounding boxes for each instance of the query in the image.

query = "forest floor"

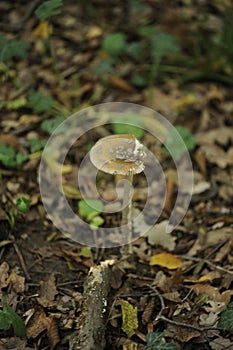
[0,0,233,349]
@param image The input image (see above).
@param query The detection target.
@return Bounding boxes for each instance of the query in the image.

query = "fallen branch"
[69,259,114,350]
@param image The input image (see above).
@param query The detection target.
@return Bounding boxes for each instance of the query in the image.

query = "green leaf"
[102,33,126,57]
[164,126,196,160]
[0,303,26,337]
[78,199,103,221]
[0,144,28,168]
[150,30,179,59]
[131,73,147,87]
[93,58,115,74]
[16,196,31,213]
[112,112,144,139]
[145,332,176,350]
[35,0,63,21]
[0,36,30,62]
[6,98,27,110]
[16,153,29,165]
[218,302,233,331]
[90,215,105,229]
[125,42,144,58]
[41,115,66,134]
[137,26,159,37]
[28,91,55,114]
[27,138,47,152]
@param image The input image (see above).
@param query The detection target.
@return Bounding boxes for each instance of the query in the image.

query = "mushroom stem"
[121,173,133,254]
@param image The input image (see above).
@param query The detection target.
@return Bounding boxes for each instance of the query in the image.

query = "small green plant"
[164,126,196,160]
[78,199,104,228]
[102,32,127,57]
[41,115,66,134]
[112,112,144,140]
[28,91,55,114]
[218,302,233,331]
[138,26,180,84]
[0,36,30,62]
[16,196,31,213]
[0,299,26,337]
[145,332,176,350]
[27,138,47,152]
[35,0,63,21]
[0,144,28,168]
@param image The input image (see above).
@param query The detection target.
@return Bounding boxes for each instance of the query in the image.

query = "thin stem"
[121,173,133,254]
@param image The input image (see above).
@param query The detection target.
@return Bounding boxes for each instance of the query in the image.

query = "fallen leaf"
[150,253,183,269]
[184,276,212,283]
[199,143,233,168]
[62,183,82,199]
[33,21,52,39]
[196,126,233,146]
[165,323,200,342]
[37,274,58,307]
[172,93,198,111]
[47,316,60,350]
[143,87,177,118]
[188,227,233,256]
[120,299,138,338]
[26,306,49,338]
[109,76,136,94]
[0,262,10,289]
[209,337,233,350]
[199,312,218,327]
[146,220,176,251]
[7,270,25,293]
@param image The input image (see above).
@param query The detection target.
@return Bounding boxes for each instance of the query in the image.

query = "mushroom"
[90,134,146,252]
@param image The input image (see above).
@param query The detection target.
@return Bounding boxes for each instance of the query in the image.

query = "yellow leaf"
[86,25,103,39]
[184,276,212,283]
[62,183,81,199]
[45,157,72,174]
[33,21,52,39]
[173,94,197,111]
[79,246,93,259]
[150,253,183,269]
[120,299,138,338]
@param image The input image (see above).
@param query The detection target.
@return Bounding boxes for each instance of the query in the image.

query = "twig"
[149,286,218,333]
[13,242,31,281]
[16,0,43,31]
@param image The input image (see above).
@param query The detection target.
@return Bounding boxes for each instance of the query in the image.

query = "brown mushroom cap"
[90,134,145,175]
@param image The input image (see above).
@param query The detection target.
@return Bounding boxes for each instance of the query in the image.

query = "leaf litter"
[0,0,233,349]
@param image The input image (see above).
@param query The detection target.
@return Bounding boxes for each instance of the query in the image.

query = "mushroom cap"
[90,134,145,175]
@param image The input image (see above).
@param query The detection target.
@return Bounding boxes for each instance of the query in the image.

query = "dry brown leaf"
[0,338,30,350]
[146,221,176,251]
[47,316,60,350]
[162,291,182,303]
[199,312,218,327]
[0,262,9,289]
[109,76,136,94]
[165,323,201,342]
[198,143,233,168]
[191,284,233,304]
[7,270,25,293]
[196,127,233,146]
[143,87,177,118]
[37,274,58,307]
[188,226,233,256]
[209,337,233,350]
[26,306,49,338]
